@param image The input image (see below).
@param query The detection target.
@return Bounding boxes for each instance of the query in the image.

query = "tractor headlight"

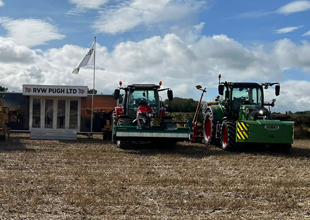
[259,110,264,115]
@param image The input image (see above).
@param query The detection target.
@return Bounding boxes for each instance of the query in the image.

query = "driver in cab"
[137,99,154,117]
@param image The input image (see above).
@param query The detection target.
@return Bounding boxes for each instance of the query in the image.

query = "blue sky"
[0,0,310,112]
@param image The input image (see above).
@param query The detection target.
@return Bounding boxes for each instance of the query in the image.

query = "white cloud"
[277,1,310,15]
[68,0,109,9]
[171,22,205,44]
[67,0,109,15]
[302,30,310,36]
[265,80,310,112]
[275,25,304,34]
[273,38,310,72]
[93,0,206,34]
[1,30,310,112]
[0,38,36,63]
[0,0,4,7]
[0,17,65,47]
[236,11,273,19]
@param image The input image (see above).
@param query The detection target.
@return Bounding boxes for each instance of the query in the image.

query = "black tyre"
[203,110,220,146]
[221,120,242,152]
[116,118,133,149]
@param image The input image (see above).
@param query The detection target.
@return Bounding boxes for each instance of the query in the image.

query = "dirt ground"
[0,133,310,219]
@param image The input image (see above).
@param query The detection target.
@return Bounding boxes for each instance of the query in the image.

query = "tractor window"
[128,90,158,117]
[220,86,227,105]
[231,86,263,112]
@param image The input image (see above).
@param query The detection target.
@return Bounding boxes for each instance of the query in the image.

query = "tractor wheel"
[203,110,220,146]
[111,111,117,144]
[221,120,242,152]
[116,118,133,149]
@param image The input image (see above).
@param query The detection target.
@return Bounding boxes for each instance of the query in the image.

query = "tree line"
[164,97,199,112]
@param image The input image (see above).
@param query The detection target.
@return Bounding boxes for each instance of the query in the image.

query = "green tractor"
[202,75,294,153]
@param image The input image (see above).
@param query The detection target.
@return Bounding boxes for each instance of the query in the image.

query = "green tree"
[0,86,8,91]
[164,97,198,112]
[88,89,97,94]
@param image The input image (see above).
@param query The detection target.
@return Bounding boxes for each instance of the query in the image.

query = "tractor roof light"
[218,74,222,84]
[159,81,162,86]
[119,81,122,86]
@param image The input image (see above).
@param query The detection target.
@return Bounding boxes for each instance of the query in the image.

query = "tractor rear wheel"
[203,110,220,146]
[116,118,133,149]
[221,120,242,152]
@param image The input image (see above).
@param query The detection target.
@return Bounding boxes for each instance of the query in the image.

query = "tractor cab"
[126,85,160,119]
[218,81,280,120]
[114,81,173,126]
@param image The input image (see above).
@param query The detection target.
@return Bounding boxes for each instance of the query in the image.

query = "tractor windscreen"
[128,90,158,117]
[231,85,263,112]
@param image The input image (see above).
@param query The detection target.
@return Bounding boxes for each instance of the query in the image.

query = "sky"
[0,0,310,113]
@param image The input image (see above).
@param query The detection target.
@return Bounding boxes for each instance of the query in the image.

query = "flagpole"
[91,37,96,135]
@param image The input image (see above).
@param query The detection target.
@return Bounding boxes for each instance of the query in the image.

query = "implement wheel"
[203,110,220,146]
[221,120,242,152]
[116,118,133,149]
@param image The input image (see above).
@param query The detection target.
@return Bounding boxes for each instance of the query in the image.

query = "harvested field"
[1,133,310,219]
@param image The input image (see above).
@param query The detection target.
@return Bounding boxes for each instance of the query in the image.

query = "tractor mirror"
[225,90,229,99]
[275,85,280,96]
[218,85,224,95]
[114,89,120,100]
[167,90,173,100]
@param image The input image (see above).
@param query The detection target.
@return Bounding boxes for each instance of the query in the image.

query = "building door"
[57,100,66,129]
[69,100,78,129]
[30,97,81,131]
[44,99,54,129]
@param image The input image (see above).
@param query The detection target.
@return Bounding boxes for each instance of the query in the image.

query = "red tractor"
[112,81,191,149]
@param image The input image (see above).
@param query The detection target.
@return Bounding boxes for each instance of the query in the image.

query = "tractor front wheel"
[221,120,242,152]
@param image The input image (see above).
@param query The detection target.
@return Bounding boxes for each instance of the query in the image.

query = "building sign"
[23,85,88,97]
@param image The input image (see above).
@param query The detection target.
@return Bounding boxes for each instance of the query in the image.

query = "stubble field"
[1,133,310,219]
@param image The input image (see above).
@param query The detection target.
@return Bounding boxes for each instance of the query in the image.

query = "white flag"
[72,42,95,74]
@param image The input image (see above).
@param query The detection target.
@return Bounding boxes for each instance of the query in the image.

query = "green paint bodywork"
[115,126,190,133]
[236,119,294,144]
[213,104,225,121]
